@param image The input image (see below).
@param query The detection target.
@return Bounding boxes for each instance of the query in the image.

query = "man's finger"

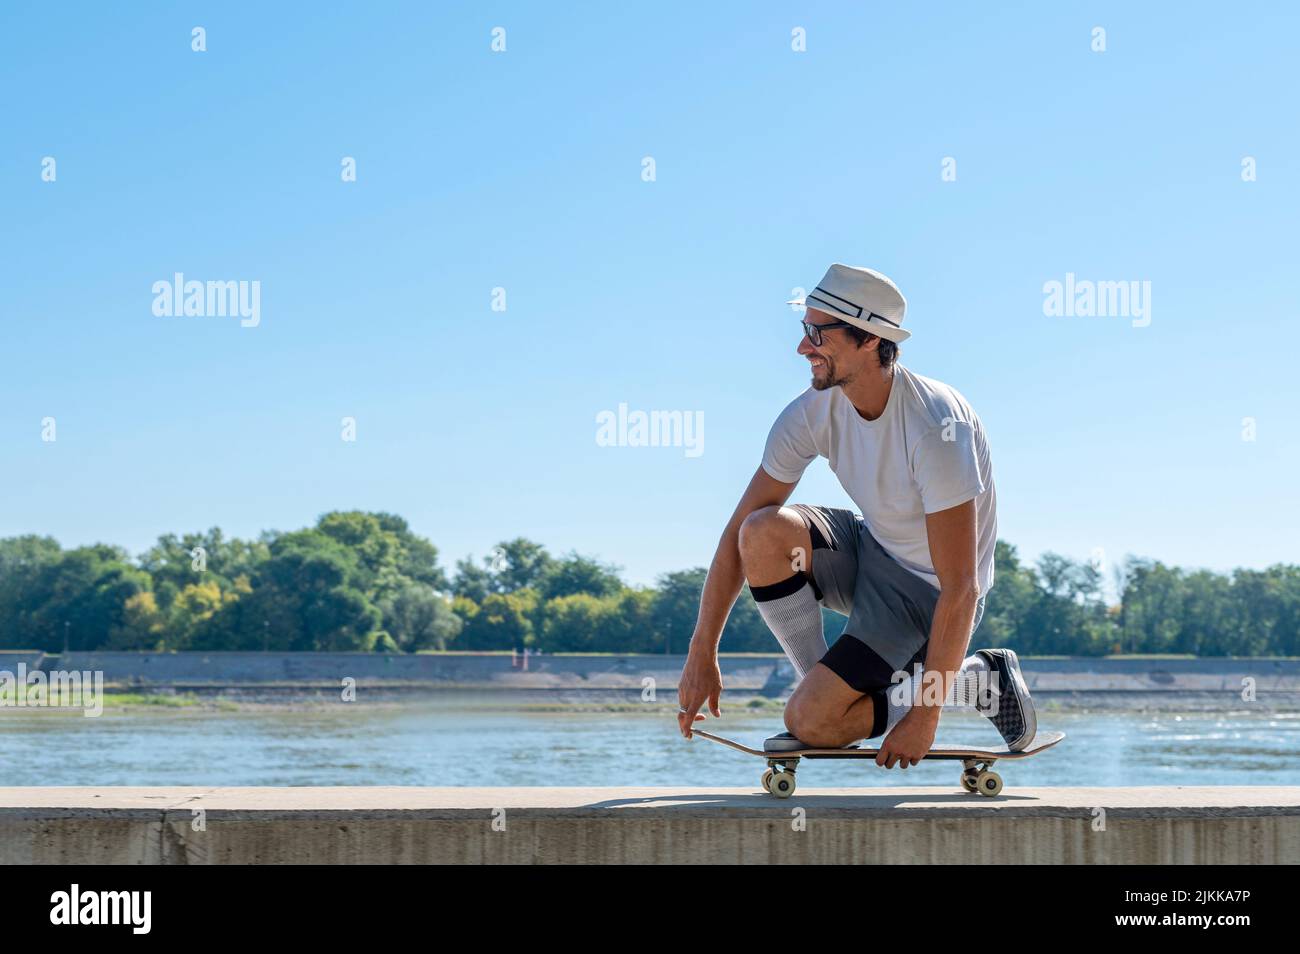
[708,688,722,718]
[678,703,700,737]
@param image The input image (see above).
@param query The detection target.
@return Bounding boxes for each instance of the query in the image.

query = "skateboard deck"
[691,728,1065,798]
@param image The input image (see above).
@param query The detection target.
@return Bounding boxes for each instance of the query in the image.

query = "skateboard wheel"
[975,771,1003,797]
[960,771,979,793]
[761,768,774,793]
[769,771,796,798]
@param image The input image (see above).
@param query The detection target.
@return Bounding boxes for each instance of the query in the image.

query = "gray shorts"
[790,504,986,693]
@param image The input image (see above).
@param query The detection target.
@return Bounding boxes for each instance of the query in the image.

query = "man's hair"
[846,326,899,368]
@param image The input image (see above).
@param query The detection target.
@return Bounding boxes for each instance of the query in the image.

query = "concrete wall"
[17,652,1300,692]
[43,651,786,690]
[2,787,1296,864]
[0,650,48,671]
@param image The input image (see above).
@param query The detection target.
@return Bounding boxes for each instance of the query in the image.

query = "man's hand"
[875,707,939,769]
[676,653,723,738]
[676,465,796,740]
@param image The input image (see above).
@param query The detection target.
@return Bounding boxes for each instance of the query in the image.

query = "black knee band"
[750,572,809,603]
[867,689,889,740]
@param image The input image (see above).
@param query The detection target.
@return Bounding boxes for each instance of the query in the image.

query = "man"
[676,264,1036,769]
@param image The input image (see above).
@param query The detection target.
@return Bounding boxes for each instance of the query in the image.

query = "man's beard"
[811,360,851,391]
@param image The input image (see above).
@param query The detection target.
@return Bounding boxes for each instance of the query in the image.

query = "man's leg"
[738,506,825,678]
[784,663,878,748]
[877,596,990,735]
[877,651,992,734]
[785,642,995,747]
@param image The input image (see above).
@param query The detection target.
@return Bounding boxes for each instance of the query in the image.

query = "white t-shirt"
[761,364,997,594]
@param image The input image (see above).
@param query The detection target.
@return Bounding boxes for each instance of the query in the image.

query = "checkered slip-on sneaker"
[974,648,1037,751]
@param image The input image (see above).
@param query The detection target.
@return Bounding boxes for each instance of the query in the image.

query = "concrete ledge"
[3,787,1298,864]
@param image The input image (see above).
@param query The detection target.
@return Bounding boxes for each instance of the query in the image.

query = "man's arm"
[676,465,797,737]
[690,465,798,655]
[918,498,980,707]
[875,498,979,766]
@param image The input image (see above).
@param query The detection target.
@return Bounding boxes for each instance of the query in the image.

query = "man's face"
[796,309,872,390]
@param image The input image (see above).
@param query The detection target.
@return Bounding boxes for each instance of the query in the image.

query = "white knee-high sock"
[751,574,827,680]
[882,654,991,734]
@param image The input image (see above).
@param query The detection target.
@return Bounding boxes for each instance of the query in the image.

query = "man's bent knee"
[738,506,810,585]
[784,701,846,749]
[784,664,874,747]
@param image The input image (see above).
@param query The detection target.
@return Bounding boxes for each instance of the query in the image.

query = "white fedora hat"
[786,263,910,343]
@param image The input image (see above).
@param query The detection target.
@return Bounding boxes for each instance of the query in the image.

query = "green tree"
[21,546,151,652]
[452,558,494,603]
[1016,552,1112,655]
[652,569,706,654]
[537,593,609,652]
[380,582,463,651]
[493,538,555,593]
[538,552,623,601]
[980,541,1038,648]
[107,591,167,650]
[457,590,539,650]
[138,528,269,611]
[1116,558,1185,654]
[0,535,63,649]
[453,538,555,601]
[193,531,380,650]
[314,511,447,604]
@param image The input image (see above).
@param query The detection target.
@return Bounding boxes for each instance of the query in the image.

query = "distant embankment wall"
[5,650,1300,693]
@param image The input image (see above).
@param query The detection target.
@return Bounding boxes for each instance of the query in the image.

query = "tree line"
[0,511,1295,657]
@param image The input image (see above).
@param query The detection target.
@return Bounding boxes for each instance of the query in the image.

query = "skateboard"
[691,728,1066,798]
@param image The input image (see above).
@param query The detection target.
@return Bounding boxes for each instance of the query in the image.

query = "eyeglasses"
[800,317,857,347]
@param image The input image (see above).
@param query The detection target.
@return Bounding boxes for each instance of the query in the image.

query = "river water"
[3,694,1299,788]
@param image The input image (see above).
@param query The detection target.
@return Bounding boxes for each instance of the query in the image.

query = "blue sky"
[2,2,1297,593]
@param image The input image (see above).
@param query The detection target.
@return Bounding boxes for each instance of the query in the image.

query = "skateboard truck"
[761,759,799,798]
[959,758,1002,797]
